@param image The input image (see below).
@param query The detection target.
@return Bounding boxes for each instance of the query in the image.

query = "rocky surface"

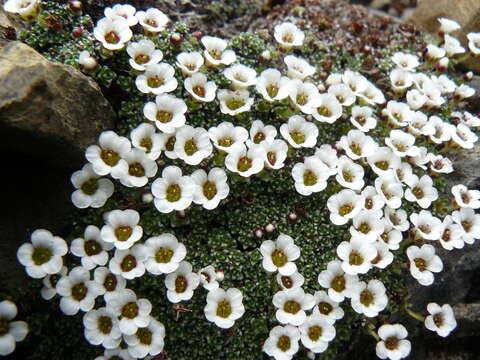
[0,39,116,288]
[409,0,480,72]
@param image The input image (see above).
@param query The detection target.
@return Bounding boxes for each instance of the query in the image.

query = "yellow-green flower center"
[218,136,234,148]
[360,289,374,306]
[140,137,153,153]
[98,316,113,334]
[147,76,164,88]
[166,184,181,202]
[135,54,150,65]
[175,275,188,293]
[226,98,245,110]
[193,85,206,97]
[358,222,371,234]
[101,149,120,167]
[303,170,317,186]
[165,136,176,151]
[104,31,120,44]
[156,110,173,123]
[349,251,363,266]
[216,299,232,318]
[32,246,52,265]
[308,325,322,341]
[289,129,305,144]
[81,178,99,195]
[137,327,153,345]
[115,226,132,241]
[339,204,353,216]
[237,156,252,172]
[253,132,266,144]
[271,249,288,268]
[266,84,279,98]
[128,162,145,177]
[184,139,198,156]
[121,302,139,319]
[375,160,389,170]
[331,275,346,292]
[203,181,217,200]
[283,300,301,314]
[412,186,424,199]
[155,247,174,263]
[414,257,427,271]
[318,105,331,117]
[277,335,291,352]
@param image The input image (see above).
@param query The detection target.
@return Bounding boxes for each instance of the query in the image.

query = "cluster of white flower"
[7,1,480,357]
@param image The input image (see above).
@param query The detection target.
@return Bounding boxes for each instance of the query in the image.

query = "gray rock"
[0,40,116,168]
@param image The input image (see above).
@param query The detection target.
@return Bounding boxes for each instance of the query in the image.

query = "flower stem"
[405,307,425,322]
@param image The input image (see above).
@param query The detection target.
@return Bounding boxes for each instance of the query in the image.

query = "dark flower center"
[175,275,188,293]
[128,162,145,177]
[103,273,118,292]
[72,282,88,301]
[237,156,253,172]
[121,302,139,319]
[308,326,322,341]
[331,275,346,292]
[318,301,333,315]
[120,255,137,272]
[81,178,99,195]
[98,316,113,334]
[155,247,173,263]
[277,335,291,352]
[104,31,120,44]
[115,226,132,241]
[100,149,120,167]
[84,239,102,256]
[283,300,301,314]
[137,327,153,345]
[32,246,52,265]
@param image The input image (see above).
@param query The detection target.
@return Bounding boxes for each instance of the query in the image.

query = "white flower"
[328,83,356,106]
[174,125,212,165]
[83,307,121,349]
[438,18,461,33]
[390,69,413,91]
[452,208,480,244]
[106,289,152,336]
[208,122,248,153]
[342,70,368,94]
[452,184,480,209]
[326,73,342,86]
[223,64,257,88]
[273,288,314,326]
[454,84,475,100]
[339,130,377,160]
[425,303,457,337]
[93,266,127,302]
[406,89,427,110]
[225,144,265,177]
[71,225,113,270]
[391,52,419,72]
[70,164,114,209]
[127,40,163,71]
[371,241,394,269]
[311,291,344,324]
[327,189,365,226]
[40,266,67,300]
[384,207,409,232]
[176,51,204,76]
[136,63,177,95]
[450,123,478,149]
[292,155,330,195]
[109,244,147,280]
[130,123,162,160]
[378,222,403,250]
[350,210,384,243]
[427,44,446,60]
[191,168,230,210]
[78,50,98,71]
[260,234,300,276]
[124,318,165,358]
[284,55,315,80]
[439,215,466,250]
[135,8,169,33]
[382,101,412,127]
[274,22,304,47]
[407,244,443,286]
[361,186,385,212]
[374,171,404,209]
[408,111,434,136]
[410,210,444,240]
[93,18,132,51]
[165,261,200,303]
[158,132,179,160]
[95,348,134,360]
[3,0,39,20]
[376,324,411,360]
[256,68,291,102]
[358,82,386,105]
[143,94,187,134]
[119,148,158,188]
[432,74,456,94]
[198,265,223,291]
[101,209,143,250]
[0,300,28,356]
[276,271,305,291]
[280,115,318,148]
[314,144,339,174]
[428,116,452,144]
[335,155,365,190]
[144,234,186,275]
[467,32,480,54]
[85,131,131,178]
[443,34,465,56]
[317,260,359,302]
[246,120,277,148]
[17,229,67,279]
[56,266,101,315]
[104,4,137,26]
[204,288,245,329]
[385,129,420,157]
[263,325,300,360]
[350,279,388,317]
[260,139,289,170]
[312,93,343,123]
[217,89,253,115]
[201,36,236,66]
[337,239,376,275]
[299,315,335,354]
[404,175,438,208]
[367,147,401,177]
[151,166,195,213]
[288,80,321,115]
[184,72,217,102]
[350,106,377,132]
